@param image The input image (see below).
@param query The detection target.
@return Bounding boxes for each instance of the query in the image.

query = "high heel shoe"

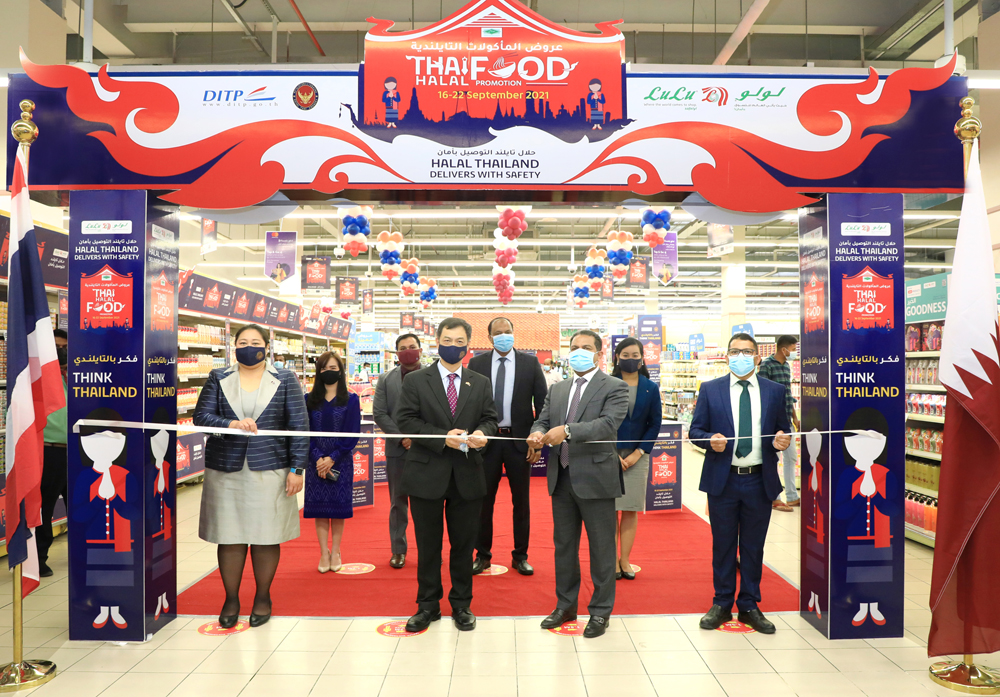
[330,552,343,573]
[249,600,271,628]
[318,551,331,574]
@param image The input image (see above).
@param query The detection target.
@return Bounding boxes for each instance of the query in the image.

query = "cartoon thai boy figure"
[587,78,605,130]
[383,77,401,129]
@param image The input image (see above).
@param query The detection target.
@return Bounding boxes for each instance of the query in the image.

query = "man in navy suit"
[689,333,791,634]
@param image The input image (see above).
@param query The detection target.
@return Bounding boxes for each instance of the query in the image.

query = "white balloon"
[608,241,622,252]
[494,227,504,238]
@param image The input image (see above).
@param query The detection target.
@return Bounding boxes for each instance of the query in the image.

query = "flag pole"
[927,96,1000,695]
[0,100,57,692]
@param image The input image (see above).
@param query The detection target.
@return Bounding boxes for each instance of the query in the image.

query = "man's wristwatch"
[290,467,305,476]
[564,424,572,441]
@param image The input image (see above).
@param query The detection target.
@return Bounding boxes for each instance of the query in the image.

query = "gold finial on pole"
[10,100,38,146]
[955,96,982,176]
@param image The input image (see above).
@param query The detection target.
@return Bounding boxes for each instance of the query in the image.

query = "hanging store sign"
[263,231,297,285]
[200,219,217,255]
[362,289,374,313]
[336,276,360,304]
[7,0,964,215]
[301,255,331,291]
[651,233,678,286]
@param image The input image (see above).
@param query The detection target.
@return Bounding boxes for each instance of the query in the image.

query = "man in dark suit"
[468,317,548,576]
[396,318,498,633]
[689,333,792,635]
[528,330,628,638]
[372,332,424,569]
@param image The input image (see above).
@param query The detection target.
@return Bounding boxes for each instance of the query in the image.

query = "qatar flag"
[928,140,1000,657]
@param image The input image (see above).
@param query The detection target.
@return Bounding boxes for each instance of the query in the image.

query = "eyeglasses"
[727,349,757,357]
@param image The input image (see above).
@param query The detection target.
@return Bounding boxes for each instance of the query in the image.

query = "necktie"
[560,377,588,468]
[495,356,506,423]
[735,380,752,459]
[447,373,459,416]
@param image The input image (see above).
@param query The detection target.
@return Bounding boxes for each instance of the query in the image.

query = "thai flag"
[5,146,64,597]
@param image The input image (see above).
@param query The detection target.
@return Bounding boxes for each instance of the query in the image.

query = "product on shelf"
[905,393,946,417]
[905,492,938,534]
[905,426,943,454]
[905,457,940,491]
[0,301,8,331]
[0,340,6,380]
[178,323,226,346]
[905,358,941,386]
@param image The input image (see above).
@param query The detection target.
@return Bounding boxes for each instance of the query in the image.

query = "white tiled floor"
[0,443,991,696]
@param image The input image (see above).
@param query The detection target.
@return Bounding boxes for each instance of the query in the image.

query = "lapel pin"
[465,382,471,386]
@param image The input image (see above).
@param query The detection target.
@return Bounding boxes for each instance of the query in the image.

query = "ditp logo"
[202,87,276,107]
[842,222,891,237]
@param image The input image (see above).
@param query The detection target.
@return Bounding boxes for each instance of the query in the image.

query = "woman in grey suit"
[194,324,309,628]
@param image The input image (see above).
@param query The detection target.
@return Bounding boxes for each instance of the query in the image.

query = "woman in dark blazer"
[193,323,308,628]
[610,338,663,580]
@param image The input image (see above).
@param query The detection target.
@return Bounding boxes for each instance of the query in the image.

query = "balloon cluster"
[341,205,374,257]
[375,230,404,280]
[641,207,672,247]
[492,266,516,305]
[606,229,634,281]
[318,296,335,314]
[419,277,438,309]
[400,258,421,296]
[341,310,351,320]
[585,246,607,292]
[493,232,518,268]
[572,273,590,308]
[497,207,527,240]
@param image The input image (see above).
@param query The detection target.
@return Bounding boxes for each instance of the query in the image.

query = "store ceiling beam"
[713,0,770,66]
[218,0,270,57]
[864,0,976,61]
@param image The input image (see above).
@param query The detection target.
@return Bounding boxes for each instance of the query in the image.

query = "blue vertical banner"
[371,421,387,484]
[644,424,683,511]
[636,315,662,382]
[354,422,375,508]
[67,191,179,642]
[799,194,905,640]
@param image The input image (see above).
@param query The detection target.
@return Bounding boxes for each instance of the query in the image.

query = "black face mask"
[56,347,68,367]
[235,346,266,367]
[319,370,341,385]
[618,358,642,374]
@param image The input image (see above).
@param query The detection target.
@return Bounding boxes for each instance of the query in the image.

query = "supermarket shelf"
[906,484,939,498]
[904,525,936,548]
[906,384,946,393]
[906,413,945,424]
[179,373,211,382]
[906,448,942,462]
[906,351,941,358]
[177,405,195,414]
[178,343,225,352]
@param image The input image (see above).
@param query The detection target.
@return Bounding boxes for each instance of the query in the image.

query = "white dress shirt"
[491,350,516,428]
[729,372,763,466]
[438,360,462,399]
[565,368,598,421]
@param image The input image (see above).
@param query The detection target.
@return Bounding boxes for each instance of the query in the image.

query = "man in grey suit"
[372,333,424,569]
[528,330,628,638]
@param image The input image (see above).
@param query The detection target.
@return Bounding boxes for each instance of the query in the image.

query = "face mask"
[398,348,421,365]
[492,333,515,353]
[319,370,340,385]
[56,347,68,367]
[235,346,266,367]
[568,348,596,372]
[618,358,642,374]
[788,350,798,361]
[273,361,284,370]
[729,354,755,377]
[438,344,468,365]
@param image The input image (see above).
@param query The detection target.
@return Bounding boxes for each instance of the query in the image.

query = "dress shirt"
[565,368,598,421]
[438,360,462,399]
[491,349,516,428]
[730,371,763,466]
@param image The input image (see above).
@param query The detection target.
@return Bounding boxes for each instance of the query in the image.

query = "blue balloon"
[641,209,656,225]
[662,223,671,232]
[652,219,664,230]
[342,215,356,227]
[345,224,360,235]
[360,225,371,237]
[355,215,368,228]
[659,209,671,222]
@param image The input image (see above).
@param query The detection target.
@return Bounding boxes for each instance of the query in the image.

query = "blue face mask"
[235,346,266,367]
[729,354,755,377]
[569,348,596,372]
[492,333,515,353]
[273,361,284,370]
[438,344,468,365]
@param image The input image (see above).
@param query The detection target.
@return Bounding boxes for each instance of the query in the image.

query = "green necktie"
[735,380,752,458]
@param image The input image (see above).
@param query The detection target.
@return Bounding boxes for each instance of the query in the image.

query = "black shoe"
[620,562,636,581]
[249,599,271,628]
[405,608,441,633]
[616,570,623,580]
[540,608,578,629]
[452,607,477,631]
[583,615,610,638]
[472,557,491,575]
[738,608,776,634]
[218,614,239,629]
[511,559,534,576]
[39,562,53,578]
[699,604,733,630]
[389,553,406,569]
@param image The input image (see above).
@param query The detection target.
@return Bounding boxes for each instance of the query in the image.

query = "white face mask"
[788,350,798,361]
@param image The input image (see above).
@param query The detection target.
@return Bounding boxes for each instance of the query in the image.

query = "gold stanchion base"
[0,660,56,692]
[930,659,1000,694]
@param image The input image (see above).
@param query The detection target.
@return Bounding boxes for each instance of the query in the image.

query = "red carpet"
[179,478,799,617]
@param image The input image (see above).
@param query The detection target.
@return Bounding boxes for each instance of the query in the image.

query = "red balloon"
[502,208,514,220]
[514,210,526,220]
[509,217,522,231]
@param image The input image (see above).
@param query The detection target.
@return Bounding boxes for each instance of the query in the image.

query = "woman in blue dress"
[305,351,361,573]
[587,78,606,130]
[383,77,401,129]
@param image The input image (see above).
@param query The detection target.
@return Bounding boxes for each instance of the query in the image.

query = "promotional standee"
[798,194,905,640]
[67,191,180,642]
[637,315,662,382]
[644,423,683,511]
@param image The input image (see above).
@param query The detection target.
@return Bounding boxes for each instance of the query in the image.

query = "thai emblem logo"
[204,283,221,309]
[293,82,318,110]
[701,86,729,106]
[650,453,676,485]
[253,297,268,319]
[234,292,250,316]
[80,265,133,330]
[842,266,894,331]
[150,271,175,332]
[353,451,370,482]
[804,272,826,333]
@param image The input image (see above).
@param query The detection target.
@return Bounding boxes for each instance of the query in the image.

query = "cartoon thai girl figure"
[587,78,605,130]
[383,77,401,129]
